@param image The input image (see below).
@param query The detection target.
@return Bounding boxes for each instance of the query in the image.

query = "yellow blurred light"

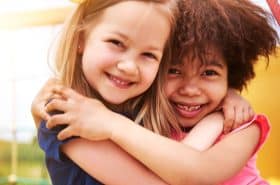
[268,177,280,185]
[0,0,73,29]
[71,0,86,3]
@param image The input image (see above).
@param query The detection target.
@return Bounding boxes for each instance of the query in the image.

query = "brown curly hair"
[173,0,279,91]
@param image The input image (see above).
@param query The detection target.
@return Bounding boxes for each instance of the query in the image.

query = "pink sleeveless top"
[172,114,270,184]
[220,114,270,185]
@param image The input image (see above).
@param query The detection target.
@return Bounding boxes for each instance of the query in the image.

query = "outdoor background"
[0,0,279,184]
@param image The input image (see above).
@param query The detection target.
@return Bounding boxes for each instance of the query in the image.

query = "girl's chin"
[105,100,125,105]
[101,95,128,105]
[177,116,204,128]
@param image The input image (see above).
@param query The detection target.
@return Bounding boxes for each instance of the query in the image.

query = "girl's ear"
[78,32,85,54]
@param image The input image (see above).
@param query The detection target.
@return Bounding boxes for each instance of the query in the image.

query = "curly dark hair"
[173,0,279,91]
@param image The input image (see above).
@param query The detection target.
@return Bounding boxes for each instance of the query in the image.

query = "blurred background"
[0,0,279,184]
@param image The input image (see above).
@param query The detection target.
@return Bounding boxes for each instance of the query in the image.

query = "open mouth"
[173,102,204,118]
[177,104,201,111]
[107,73,134,89]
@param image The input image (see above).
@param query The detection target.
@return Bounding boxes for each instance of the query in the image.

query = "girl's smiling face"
[81,1,171,105]
[165,47,228,128]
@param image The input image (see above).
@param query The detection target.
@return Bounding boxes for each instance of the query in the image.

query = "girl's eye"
[202,70,218,76]
[108,39,124,48]
[142,52,158,61]
[168,68,181,75]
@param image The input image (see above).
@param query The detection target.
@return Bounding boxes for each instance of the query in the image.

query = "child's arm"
[31,78,60,128]
[184,89,254,151]
[181,112,223,151]
[60,114,259,185]
[222,88,255,133]
[33,83,169,185]
[61,139,169,185]
[46,87,260,185]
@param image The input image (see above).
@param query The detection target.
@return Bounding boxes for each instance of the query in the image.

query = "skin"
[31,1,256,185]
[44,85,259,185]
[81,1,170,104]
[165,47,228,128]
[42,49,258,185]
[58,126,259,185]
[33,1,173,184]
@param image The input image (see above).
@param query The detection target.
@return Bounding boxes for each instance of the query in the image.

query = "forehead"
[86,1,171,45]
[179,44,226,66]
[100,1,169,23]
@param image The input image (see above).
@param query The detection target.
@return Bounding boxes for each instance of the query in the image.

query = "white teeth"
[177,104,201,111]
[110,75,130,85]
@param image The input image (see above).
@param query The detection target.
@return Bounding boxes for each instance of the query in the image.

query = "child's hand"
[31,78,61,127]
[45,86,118,141]
[221,89,255,133]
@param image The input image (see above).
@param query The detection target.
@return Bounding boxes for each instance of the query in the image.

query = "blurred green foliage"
[0,137,50,185]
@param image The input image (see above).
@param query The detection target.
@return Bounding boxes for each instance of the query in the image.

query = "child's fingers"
[41,78,62,103]
[240,106,255,123]
[232,107,244,129]
[232,105,255,130]
[248,107,255,120]
[32,104,49,127]
[46,114,70,129]
[223,107,235,133]
[51,85,68,99]
[242,107,251,123]
[48,93,64,101]
[52,86,80,100]
[45,98,68,113]
[57,127,75,141]
[223,119,234,134]
[249,108,255,120]
[40,108,51,121]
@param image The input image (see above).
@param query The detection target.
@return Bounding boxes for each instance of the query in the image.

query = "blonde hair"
[131,28,181,137]
[52,0,180,137]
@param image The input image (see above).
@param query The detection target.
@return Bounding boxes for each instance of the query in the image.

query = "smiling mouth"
[173,102,204,118]
[107,73,134,88]
[177,104,201,111]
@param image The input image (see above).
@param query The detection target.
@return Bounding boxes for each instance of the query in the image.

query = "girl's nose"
[117,59,139,76]
[178,80,201,97]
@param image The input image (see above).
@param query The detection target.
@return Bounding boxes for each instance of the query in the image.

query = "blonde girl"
[35,0,181,185]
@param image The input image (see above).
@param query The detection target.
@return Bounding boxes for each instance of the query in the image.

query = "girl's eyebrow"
[111,31,163,52]
[206,60,226,69]
[110,31,129,40]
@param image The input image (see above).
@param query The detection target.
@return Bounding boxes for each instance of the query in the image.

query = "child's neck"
[180,126,192,133]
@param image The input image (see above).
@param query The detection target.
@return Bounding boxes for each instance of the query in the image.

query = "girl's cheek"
[164,81,175,97]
